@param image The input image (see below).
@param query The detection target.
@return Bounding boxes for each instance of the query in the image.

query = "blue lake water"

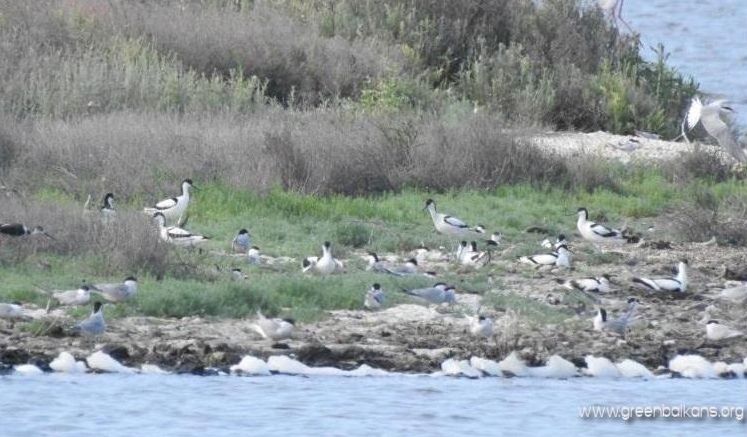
[1,373,745,437]
[626,0,747,130]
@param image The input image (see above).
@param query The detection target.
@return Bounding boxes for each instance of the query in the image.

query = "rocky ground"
[2,132,746,376]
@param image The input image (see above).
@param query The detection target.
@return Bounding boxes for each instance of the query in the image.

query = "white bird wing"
[444,215,469,228]
[701,113,747,163]
[166,226,195,239]
[651,278,684,292]
[631,277,661,291]
[520,253,557,265]
[589,222,621,238]
[154,197,178,210]
[685,98,703,130]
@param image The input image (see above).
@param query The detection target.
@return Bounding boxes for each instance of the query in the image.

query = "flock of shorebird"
[1,180,746,345]
[3,89,747,343]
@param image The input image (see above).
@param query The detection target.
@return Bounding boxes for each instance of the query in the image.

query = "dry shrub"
[668,195,747,246]
[659,147,734,184]
[0,195,169,276]
[105,0,391,105]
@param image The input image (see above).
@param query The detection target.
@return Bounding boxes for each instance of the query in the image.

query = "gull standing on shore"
[72,302,106,336]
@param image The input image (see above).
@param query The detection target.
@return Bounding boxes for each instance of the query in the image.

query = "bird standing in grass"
[364,283,386,311]
[91,277,138,303]
[143,179,194,225]
[423,199,484,237]
[232,229,251,254]
[705,320,744,341]
[402,283,456,305]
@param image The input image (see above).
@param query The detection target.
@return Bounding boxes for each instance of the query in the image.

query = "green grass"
[3,168,747,324]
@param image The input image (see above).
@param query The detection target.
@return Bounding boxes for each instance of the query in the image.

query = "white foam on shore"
[668,354,716,379]
[615,359,654,379]
[86,351,137,374]
[528,355,578,378]
[13,364,44,375]
[583,356,621,378]
[267,355,392,377]
[140,363,170,375]
[440,359,482,378]
[50,352,87,373]
[498,351,530,377]
[469,357,503,376]
[230,356,271,376]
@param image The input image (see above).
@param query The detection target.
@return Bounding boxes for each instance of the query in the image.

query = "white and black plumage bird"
[143,179,194,225]
[705,320,744,341]
[632,261,688,292]
[558,274,611,294]
[519,244,570,268]
[423,199,483,237]
[466,314,494,338]
[367,253,419,276]
[72,301,106,336]
[91,277,138,303]
[459,241,491,268]
[576,208,632,245]
[302,241,344,274]
[153,212,208,245]
[250,310,295,341]
[100,193,116,217]
[364,283,386,311]
[0,223,53,239]
[232,229,251,254]
[683,97,746,163]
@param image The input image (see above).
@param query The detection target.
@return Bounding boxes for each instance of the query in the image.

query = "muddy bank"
[2,239,746,376]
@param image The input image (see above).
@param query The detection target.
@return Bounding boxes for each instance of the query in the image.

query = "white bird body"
[706,320,744,341]
[593,299,640,336]
[364,283,386,310]
[403,283,456,305]
[576,208,626,244]
[247,246,262,264]
[92,277,138,303]
[0,303,31,322]
[143,179,194,224]
[153,212,208,245]
[459,241,490,268]
[50,286,92,306]
[232,229,251,253]
[251,311,294,341]
[632,261,688,292]
[304,242,343,274]
[684,97,746,163]
[714,283,747,303]
[519,245,570,268]
[423,199,482,237]
[73,302,106,336]
[467,314,494,338]
[561,275,611,293]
